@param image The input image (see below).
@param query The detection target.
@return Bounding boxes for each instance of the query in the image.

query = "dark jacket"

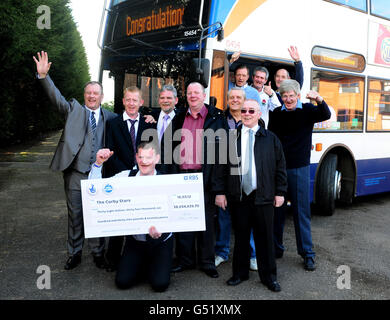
[227,124,287,205]
[268,101,331,169]
[160,104,229,194]
[104,113,156,177]
[276,60,304,104]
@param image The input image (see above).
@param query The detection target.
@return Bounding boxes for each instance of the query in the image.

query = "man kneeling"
[89,142,173,292]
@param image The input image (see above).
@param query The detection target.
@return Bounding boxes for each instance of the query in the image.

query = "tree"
[0,0,90,146]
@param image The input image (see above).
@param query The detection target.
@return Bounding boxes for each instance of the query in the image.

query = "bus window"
[325,0,367,12]
[367,78,390,131]
[123,72,182,109]
[209,50,227,111]
[371,0,390,20]
[112,0,126,6]
[311,69,364,131]
[311,46,366,73]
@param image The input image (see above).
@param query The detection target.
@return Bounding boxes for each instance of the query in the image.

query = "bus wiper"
[128,37,164,50]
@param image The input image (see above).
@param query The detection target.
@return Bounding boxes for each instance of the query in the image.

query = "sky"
[69,0,114,102]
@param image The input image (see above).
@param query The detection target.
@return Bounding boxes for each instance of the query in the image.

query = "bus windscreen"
[105,0,210,49]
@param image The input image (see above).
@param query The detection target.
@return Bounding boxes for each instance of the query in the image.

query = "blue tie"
[159,114,170,143]
[242,129,254,195]
[90,111,96,134]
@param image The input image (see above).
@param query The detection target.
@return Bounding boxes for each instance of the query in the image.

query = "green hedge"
[0,0,90,147]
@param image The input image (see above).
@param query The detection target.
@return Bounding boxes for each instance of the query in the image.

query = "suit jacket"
[39,75,116,172]
[227,124,287,205]
[160,104,228,194]
[105,113,156,177]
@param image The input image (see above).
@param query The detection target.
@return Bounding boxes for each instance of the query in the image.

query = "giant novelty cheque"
[81,173,205,238]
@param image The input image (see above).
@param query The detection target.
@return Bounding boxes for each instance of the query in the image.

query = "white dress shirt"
[123,112,140,136]
[157,109,175,136]
[257,88,281,128]
[241,124,259,192]
[86,106,101,126]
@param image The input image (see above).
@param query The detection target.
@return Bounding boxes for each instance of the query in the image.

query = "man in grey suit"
[33,51,116,270]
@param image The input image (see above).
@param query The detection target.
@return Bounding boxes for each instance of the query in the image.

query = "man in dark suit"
[162,82,228,279]
[89,142,173,292]
[153,84,179,145]
[225,99,287,292]
[105,86,156,177]
[103,86,156,270]
[33,51,116,270]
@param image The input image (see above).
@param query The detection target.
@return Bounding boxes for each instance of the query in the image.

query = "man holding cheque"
[88,142,173,292]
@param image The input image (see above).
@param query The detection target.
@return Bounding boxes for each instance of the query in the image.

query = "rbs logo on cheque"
[184,175,199,181]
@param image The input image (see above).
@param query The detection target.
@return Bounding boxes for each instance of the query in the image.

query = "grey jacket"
[39,75,116,172]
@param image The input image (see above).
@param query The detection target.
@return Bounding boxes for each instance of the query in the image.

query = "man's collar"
[136,169,157,176]
[242,124,259,134]
[123,112,140,121]
[187,105,207,118]
[85,106,101,113]
[160,109,175,119]
[281,99,303,111]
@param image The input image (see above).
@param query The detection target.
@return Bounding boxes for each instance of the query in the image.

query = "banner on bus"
[368,20,390,67]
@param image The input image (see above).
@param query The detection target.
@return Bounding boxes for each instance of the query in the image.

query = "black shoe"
[93,254,108,269]
[304,257,316,271]
[64,253,82,270]
[226,275,249,286]
[105,261,118,272]
[261,280,281,292]
[171,264,195,273]
[275,251,284,259]
[201,268,219,278]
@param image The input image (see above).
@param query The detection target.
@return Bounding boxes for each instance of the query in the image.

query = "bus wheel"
[316,153,341,216]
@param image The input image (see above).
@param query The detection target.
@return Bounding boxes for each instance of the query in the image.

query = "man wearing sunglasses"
[223,99,287,292]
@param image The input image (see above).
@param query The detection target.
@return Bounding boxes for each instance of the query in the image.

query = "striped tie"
[129,119,137,162]
[90,111,96,134]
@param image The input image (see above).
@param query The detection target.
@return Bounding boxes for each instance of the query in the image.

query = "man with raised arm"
[274,46,304,103]
[268,80,331,271]
[89,142,173,292]
[33,51,116,270]
[252,66,281,128]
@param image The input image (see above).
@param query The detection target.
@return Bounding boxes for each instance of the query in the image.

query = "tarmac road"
[0,131,389,303]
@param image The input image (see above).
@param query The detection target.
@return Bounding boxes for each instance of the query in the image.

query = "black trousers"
[175,192,216,270]
[115,235,173,292]
[230,192,277,283]
[105,236,125,266]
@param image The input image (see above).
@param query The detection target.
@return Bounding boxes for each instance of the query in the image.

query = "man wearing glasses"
[223,99,287,292]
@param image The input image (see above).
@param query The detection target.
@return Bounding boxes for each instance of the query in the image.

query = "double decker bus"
[98,0,390,216]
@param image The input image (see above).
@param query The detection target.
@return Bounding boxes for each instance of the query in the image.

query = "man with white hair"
[268,79,331,271]
[223,99,287,292]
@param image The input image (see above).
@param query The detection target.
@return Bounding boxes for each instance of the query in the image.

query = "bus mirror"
[218,29,224,41]
[191,58,210,88]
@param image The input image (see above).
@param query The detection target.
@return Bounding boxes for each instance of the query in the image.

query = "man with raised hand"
[252,66,281,128]
[33,51,116,270]
[89,142,173,292]
[268,80,331,271]
[274,46,304,103]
